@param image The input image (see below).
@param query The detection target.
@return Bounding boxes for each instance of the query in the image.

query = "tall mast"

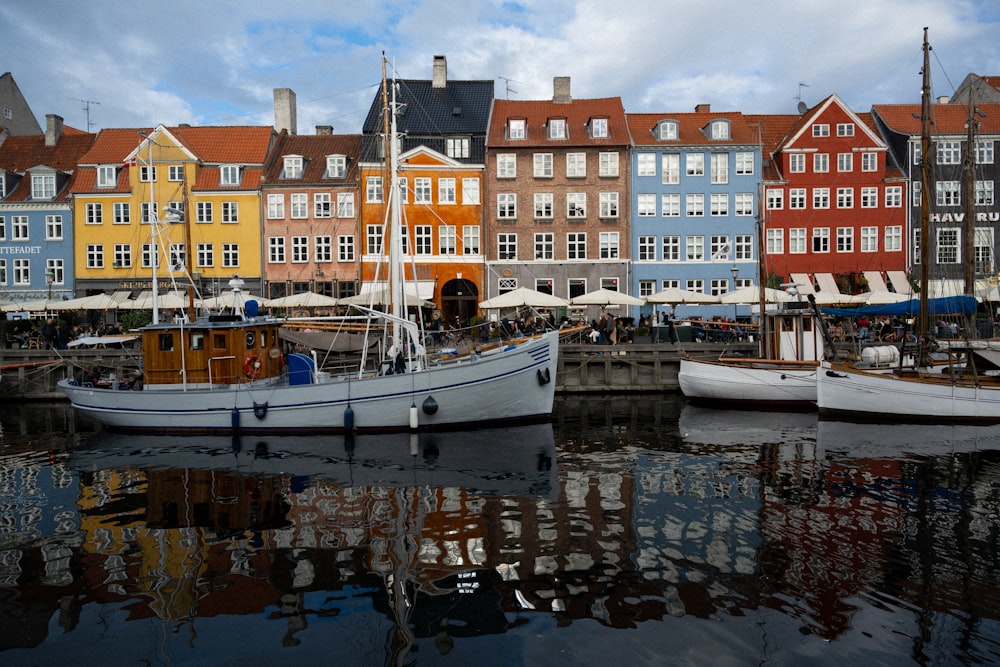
[918,27,932,363]
[963,86,978,333]
[383,56,404,344]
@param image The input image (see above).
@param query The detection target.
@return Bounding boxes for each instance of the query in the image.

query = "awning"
[813,273,842,294]
[789,273,815,294]
[885,271,913,295]
[360,280,436,300]
[863,271,889,293]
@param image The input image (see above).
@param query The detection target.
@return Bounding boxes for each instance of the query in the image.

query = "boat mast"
[917,27,932,365]
[383,56,404,345]
[963,86,979,334]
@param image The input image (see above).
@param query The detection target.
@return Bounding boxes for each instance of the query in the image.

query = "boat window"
[245,331,256,349]
[213,334,226,349]
[190,332,204,350]
[158,333,174,352]
[782,317,793,331]
[260,330,268,348]
[803,319,812,331]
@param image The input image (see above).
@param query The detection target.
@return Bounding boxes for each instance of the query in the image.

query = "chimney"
[316,125,333,135]
[273,88,297,135]
[553,76,572,104]
[695,103,711,113]
[45,114,64,146]
[433,55,447,89]
[937,95,949,104]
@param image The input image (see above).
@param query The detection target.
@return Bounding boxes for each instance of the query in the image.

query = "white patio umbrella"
[199,290,272,310]
[49,293,122,311]
[720,286,792,304]
[121,291,191,310]
[861,290,915,305]
[1,298,59,312]
[568,287,644,307]
[267,291,339,308]
[340,288,435,309]
[644,287,721,306]
[479,287,569,309]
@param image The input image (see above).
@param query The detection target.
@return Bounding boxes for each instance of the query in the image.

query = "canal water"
[1,397,999,666]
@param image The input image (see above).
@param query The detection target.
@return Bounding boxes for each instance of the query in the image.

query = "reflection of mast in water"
[380,483,427,666]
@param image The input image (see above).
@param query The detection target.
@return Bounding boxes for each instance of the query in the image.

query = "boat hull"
[817,363,1000,423]
[678,357,818,406]
[60,331,558,434]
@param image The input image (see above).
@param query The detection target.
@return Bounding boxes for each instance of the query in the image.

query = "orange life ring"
[243,354,262,379]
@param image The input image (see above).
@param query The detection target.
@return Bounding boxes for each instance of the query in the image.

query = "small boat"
[59,60,559,434]
[816,28,1000,423]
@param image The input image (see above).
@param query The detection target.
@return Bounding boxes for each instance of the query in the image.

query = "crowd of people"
[7,319,125,350]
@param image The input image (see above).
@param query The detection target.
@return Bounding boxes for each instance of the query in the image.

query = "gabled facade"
[626,106,760,318]
[486,77,630,316]
[0,114,93,303]
[755,94,907,292]
[260,129,362,302]
[952,74,1000,105]
[0,72,43,137]
[71,124,276,298]
[872,101,1000,290]
[359,56,492,323]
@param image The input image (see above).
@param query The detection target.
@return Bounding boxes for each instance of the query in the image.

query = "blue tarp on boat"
[819,295,979,318]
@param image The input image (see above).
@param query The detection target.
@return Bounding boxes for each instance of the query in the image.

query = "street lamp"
[44,266,54,301]
[729,263,739,321]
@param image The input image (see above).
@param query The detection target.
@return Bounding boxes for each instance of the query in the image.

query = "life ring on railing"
[243,354,262,379]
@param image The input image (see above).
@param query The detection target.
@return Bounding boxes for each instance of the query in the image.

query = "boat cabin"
[761,301,825,362]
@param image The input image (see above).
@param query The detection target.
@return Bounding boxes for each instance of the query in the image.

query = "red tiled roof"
[488,97,628,147]
[77,128,154,165]
[171,126,274,164]
[194,166,264,191]
[625,110,760,145]
[0,132,95,172]
[261,133,362,183]
[745,114,799,181]
[872,102,1000,135]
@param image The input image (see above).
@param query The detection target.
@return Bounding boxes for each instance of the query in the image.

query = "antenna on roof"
[71,98,101,132]
[498,76,521,100]
[794,82,809,113]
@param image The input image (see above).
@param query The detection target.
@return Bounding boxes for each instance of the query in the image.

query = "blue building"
[626,106,761,322]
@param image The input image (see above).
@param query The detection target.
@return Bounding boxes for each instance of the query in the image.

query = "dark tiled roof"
[362,79,494,136]
[488,97,629,147]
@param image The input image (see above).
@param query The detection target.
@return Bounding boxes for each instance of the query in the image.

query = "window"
[415,225,432,255]
[599,232,619,259]
[534,193,553,219]
[282,157,303,179]
[313,193,332,217]
[659,121,678,140]
[222,202,239,223]
[497,193,516,219]
[87,244,104,269]
[168,243,186,271]
[710,193,728,216]
[636,153,656,177]
[198,243,213,267]
[599,192,618,219]
[812,124,830,137]
[937,228,960,263]
[291,236,309,263]
[12,216,28,240]
[288,193,307,218]
[886,186,902,208]
[439,178,456,204]
[446,137,470,159]
[326,155,346,178]
[861,226,878,252]
[498,233,517,260]
[114,244,132,268]
[976,181,995,206]
[686,279,704,293]
[338,235,355,261]
[837,123,854,137]
[222,243,239,268]
[836,187,853,209]
[837,153,853,172]
[0,217,4,242]
[662,236,680,261]
[685,236,704,261]
[836,227,853,252]
[790,228,806,254]
[599,152,619,177]
[366,176,383,203]
[567,232,587,259]
[637,194,656,217]
[861,152,877,172]
[686,193,704,216]
[196,202,212,223]
[730,192,751,217]
[976,140,994,164]
[508,119,526,139]
[710,120,730,140]
[497,153,516,178]
[337,192,354,217]
[462,178,480,204]
[813,188,830,209]
[637,236,656,261]
[167,165,184,182]
[85,203,102,225]
[710,235,729,260]
[912,181,921,206]
[536,278,554,294]
[710,279,728,296]
[735,235,753,260]
[886,226,902,251]
[533,153,553,178]
[937,141,961,165]
[789,154,805,173]
[139,166,157,182]
[566,153,586,177]
[267,194,284,219]
[766,228,784,254]
[366,225,383,254]
[766,189,784,210]
[662,193,680,217]
[861,187,878,208]
[45,215,62,240]
[591,117,608,138]
[220,165,241,185]
[534,233,554,259]
[413,177,432,203]
[735,152,754,175]
[975,228,994,274]
[268,237,286,263]
[814,153,829,173]
[686,153,705,176]
[399,225,411,254]
[936,181,960,207]
[31,173,55,199]
[97,165,117,187]
[462,226,480,254]
[639,280,655,297]
[548,118,566,139]
[13,258,29,284]
[710,153,728,184]
[141,202,158,224]
[439,225,456,255]
[567,193,587,219]
[812,227,830,253]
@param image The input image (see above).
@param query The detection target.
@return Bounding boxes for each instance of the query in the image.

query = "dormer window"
[220,165,242,186]
[97,165,117,188]
[709,120,730,140]
[548,118,566,140]
[282,156,303,179]
[658,121,678,141]
[508,119,526,140]
[326,155,346,178]
[0,171,5,197]
[31,172,55,199]
[446,137,470,159]
[590,118,608,138]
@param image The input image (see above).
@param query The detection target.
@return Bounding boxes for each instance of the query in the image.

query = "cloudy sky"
[4,0,999,135]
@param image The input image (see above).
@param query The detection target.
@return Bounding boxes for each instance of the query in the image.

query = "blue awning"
[819,295,979,318]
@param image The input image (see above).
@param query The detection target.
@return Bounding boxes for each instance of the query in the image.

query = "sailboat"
[816,28,1000,423]
[59,59,559,434]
